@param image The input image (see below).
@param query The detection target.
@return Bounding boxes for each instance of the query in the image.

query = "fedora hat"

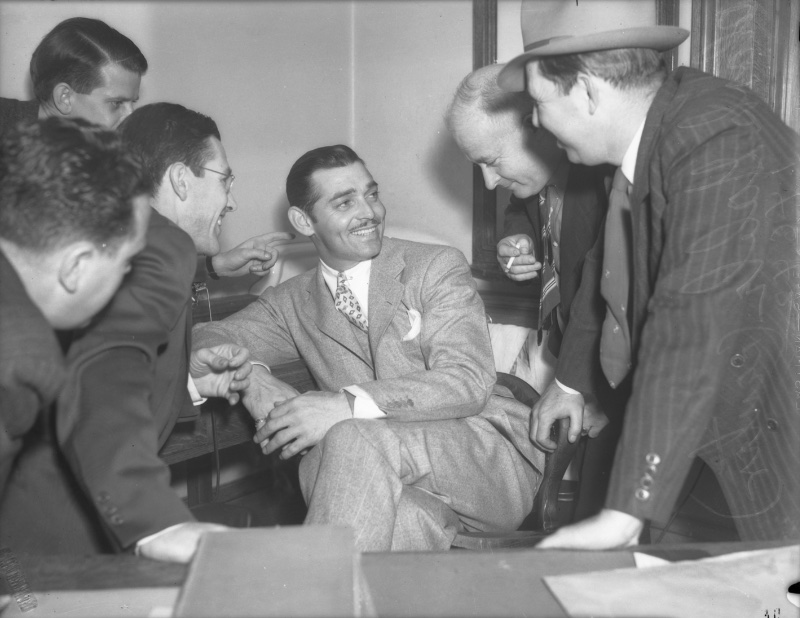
[498,0,689,92]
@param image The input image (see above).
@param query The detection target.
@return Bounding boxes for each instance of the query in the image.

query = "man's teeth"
[351,226,376,236]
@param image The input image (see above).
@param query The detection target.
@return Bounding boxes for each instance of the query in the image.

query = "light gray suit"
[193,237,543,550]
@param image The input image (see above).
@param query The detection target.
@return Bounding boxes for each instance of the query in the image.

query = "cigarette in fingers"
[505,241,521,270]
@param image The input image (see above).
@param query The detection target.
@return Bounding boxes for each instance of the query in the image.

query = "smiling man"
[0,103,256,564]
[447,63,622,521]
[194,144,545,551]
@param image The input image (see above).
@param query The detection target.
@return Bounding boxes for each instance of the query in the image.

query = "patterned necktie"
[334,272,368,331]
[599,168,633,388]
[537,186,561,344]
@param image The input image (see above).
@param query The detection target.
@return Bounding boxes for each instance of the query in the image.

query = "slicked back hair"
[0,117,145,254]
[31,17,148,105]
[446,63,531,135]
[536,48,666,95]
[286,144,364,218]
[118,103,221,197]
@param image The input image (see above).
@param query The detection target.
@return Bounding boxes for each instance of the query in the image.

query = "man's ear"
[580,74,600,115]
[288,205,315,237]
[168,162,190,201]
[57,242,96,295]
[52,83,74,116]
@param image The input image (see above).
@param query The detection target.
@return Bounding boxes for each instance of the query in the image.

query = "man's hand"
[254,391,351,460]
[582,397,609,438]
[497,234,541,281]
[242,365,300,423]
[530,381,585,451]
[536,509,644,550]
[211,231,294,277]
[137,522,227,564]
[190,344,252,405]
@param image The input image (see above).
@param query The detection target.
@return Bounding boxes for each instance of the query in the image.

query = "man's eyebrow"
[365,181,378,192]
[329,188,357,202]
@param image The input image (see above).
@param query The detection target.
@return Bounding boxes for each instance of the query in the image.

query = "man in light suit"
[498,3,800,547]
[447,64,621,520]
[194,144,544,551]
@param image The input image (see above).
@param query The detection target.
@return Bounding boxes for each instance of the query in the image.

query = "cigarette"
[505,241,521,270]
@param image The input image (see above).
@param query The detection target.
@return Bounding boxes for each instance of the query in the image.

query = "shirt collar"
[320,258,372,297]
[621,120,646,184]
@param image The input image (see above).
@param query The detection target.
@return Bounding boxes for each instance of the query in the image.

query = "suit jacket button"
[766,419,778,431]
[730,353,745,368]
[645,453,661,466]
[635,488,651,501]
[96,491,110,503]
[110,515,124,525]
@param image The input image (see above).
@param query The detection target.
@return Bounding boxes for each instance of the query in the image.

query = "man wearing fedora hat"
[498,0,800,547]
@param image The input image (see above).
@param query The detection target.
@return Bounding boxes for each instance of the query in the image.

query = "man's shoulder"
[143,208,197,280]
[381,236,464,263]
[0,98,39,135]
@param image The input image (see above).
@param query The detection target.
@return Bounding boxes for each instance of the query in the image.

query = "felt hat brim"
[498,26,689,92]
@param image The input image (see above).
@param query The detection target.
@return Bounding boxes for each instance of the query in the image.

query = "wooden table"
[8,540,795,617]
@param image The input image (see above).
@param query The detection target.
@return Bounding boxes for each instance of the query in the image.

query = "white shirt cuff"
[186,376,207,406]
[554,378,581,396]
[341,385,385,419]
[134,522,186,554]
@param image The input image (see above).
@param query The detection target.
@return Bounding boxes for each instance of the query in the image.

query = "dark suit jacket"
[503,163,612,364]
[559,67,800,541]
[0,251,65,495]
[194,237,544,476]
[0,209,198,554]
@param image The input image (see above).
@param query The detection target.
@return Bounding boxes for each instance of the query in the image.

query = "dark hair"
[0,117,145,254]
[537,48,666,94]
[31,17,148,105]
[286,144,363,216]
[118,103,221,196]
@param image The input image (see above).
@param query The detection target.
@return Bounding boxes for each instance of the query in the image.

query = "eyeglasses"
[199,166,235,192]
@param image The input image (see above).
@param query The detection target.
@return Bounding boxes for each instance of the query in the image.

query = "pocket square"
[402,308,422,341]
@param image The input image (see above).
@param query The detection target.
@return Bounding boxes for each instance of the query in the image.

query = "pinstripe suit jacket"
[193,237,544,475]
[559,67,800,541]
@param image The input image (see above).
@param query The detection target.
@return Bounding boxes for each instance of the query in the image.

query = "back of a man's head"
[118,102,221,196]
[537,48,666,96]
[30,17,148,105]
[446,64,531,136]
[0,117,145,256]
[286,144,363,216]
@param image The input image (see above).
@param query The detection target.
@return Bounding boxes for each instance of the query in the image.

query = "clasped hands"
[244,366,351,460]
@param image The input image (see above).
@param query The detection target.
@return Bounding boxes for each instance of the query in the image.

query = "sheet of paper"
[545,545,800,618]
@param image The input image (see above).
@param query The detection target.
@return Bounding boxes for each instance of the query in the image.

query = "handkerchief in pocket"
[402,308,422,341]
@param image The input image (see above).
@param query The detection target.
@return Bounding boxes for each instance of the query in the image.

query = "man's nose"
[481,165,500,190]
[226,190,238,212]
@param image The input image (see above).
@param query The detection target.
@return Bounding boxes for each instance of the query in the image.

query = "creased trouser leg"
[299,417,537,552]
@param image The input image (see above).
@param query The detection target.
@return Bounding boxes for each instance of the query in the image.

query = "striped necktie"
[537,186,561,344]
[599,168,633,388]
[334,272,368,331]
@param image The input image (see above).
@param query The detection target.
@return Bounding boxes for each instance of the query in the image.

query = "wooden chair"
[451,372,580,549]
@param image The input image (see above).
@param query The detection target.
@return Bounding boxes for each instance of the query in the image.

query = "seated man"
[0,117,149,495]
[194,145,544,551]
[0,104,257,564]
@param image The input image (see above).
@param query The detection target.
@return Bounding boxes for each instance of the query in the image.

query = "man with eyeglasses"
[0,103,273,563]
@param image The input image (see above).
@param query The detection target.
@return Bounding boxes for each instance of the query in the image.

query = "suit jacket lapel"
[368,243,405,350]
[303,266,372,367]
